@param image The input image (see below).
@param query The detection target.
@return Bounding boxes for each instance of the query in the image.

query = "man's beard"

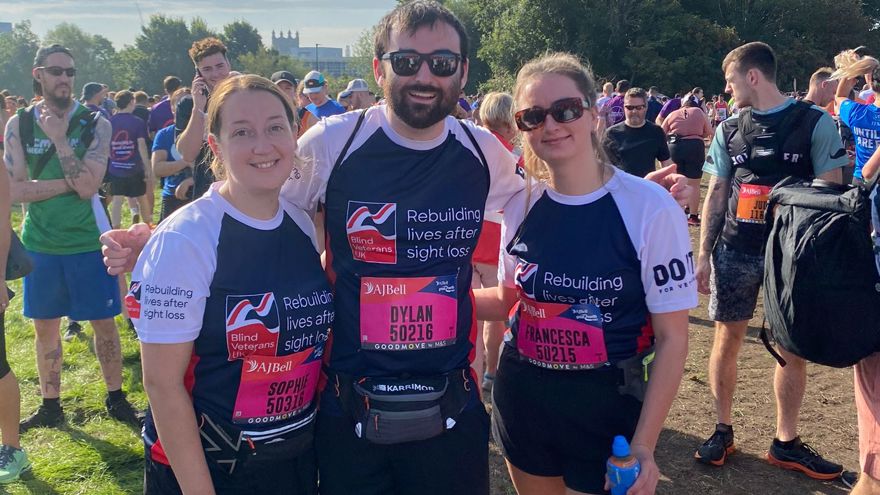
[384,76,460,130]
[43,84,72,112]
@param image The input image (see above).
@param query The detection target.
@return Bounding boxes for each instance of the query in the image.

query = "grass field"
[0,186,863,495]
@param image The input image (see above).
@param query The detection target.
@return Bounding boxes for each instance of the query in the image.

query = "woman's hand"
[626,444,660,495]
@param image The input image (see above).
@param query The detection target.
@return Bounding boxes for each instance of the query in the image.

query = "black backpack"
[762,176,880,368]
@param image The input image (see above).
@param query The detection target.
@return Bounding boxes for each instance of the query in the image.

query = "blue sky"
[5,0,397,51]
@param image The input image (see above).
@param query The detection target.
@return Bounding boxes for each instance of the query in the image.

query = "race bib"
[232,351,320,425]
[359,275,458,351]
[516,297,609,370]
[736,184,771,224]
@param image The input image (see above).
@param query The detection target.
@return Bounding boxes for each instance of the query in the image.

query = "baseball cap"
[303,71,326,94]
[339,90,352,100]
[271,70,298,86]
[344,78,370,93]
[81,82,103,101]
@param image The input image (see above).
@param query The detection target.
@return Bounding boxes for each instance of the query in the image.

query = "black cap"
[271,71,298,86]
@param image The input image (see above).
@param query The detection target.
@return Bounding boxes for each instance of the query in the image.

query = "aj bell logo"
[515,260,539,299]
[363,281,407,296]
[346,201,397,264]
[243,359,292,375]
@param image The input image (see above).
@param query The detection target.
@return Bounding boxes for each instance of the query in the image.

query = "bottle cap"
[612,435,631,457]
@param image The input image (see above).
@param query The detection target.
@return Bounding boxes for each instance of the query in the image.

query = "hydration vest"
[718,101,821,255]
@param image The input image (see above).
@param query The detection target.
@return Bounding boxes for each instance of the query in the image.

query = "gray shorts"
[708,244,764,322]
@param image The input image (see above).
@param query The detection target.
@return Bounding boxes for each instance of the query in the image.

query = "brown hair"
[809,67,834,87]
[189,37,227,65]
[114,90,134,110]
[134,91,149,105]
[374,0,468,62]
[624,87,647,102]
[206,74,298,179]
[163,75,182,94]
[513,52,605,185]
[169,87,191,109]
[722,41,777,82]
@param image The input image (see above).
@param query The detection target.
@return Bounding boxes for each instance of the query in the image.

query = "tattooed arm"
[695,175,730,294]
[4,115,73,203]
[52,116,110,200]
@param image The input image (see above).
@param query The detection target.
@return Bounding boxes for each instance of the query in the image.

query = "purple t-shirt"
[108,113,148,177]
[148,97,173,136]
[604,94,625,127]
[658,98,682,120]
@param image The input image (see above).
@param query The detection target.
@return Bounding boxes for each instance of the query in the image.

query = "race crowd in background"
[0,1,880,494]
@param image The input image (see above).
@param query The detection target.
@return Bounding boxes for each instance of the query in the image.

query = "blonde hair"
[478,92,515,135]
[831,49,880,88]
[206,74,299,180]
[513,52,605,185]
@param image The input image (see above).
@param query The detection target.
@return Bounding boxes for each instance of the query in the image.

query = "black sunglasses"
[38,66,76,77]
[624,104,645,110]
[380,50,461,77]
[514,97,591,131]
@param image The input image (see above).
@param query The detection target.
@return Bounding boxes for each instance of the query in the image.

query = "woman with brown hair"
[132,74,330,494]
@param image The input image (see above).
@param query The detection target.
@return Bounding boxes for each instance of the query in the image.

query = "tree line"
[2,0,880,99]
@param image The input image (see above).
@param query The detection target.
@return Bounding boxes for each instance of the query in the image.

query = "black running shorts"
[105,172,147,198]
[492,345,642,493]
[315,404,490,495]
[668,138,706,179]
[143,434,317,495]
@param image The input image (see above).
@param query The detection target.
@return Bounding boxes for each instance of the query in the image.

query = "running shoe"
[841,470,858,489]
[105,394,143,429]
[694,424,735,466]
[766,437,843,480]
[63,320,84,342]
[688,214,701,227]
[0,445,31,484]
[19,404,64,432]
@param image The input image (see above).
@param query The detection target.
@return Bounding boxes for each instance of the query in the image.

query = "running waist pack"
[197,412,314,476]
[333,370,472,445]
[762,177,880,368]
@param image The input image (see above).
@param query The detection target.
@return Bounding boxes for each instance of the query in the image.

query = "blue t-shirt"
[306,99,346,120]
[151,124,191,198]
[838,99,880,179]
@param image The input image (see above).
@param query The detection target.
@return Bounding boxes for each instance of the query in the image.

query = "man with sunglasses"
[3,44,140,432]
[302,71,346,120]
[284,2,524,494]
[602,87,673,178]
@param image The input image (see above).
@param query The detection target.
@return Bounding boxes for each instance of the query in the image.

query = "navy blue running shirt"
[130,185,333,463]
[283,106,523,380]
[499,171,697,365]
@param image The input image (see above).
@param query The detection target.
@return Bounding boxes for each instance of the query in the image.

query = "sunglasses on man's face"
[38,66,76,77]
[514,97,591,132]
[624,104,645,111]
[380,50,461,77]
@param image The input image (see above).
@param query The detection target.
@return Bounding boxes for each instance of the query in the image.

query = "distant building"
[271,29,351,78]
[0,22,12,34]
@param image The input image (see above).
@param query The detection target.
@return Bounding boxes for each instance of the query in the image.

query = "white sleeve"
[640,204,698,313]
[282,121,333,214]
[497,189,533,289]
[130,230,215,344]
[475,128,525,212]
